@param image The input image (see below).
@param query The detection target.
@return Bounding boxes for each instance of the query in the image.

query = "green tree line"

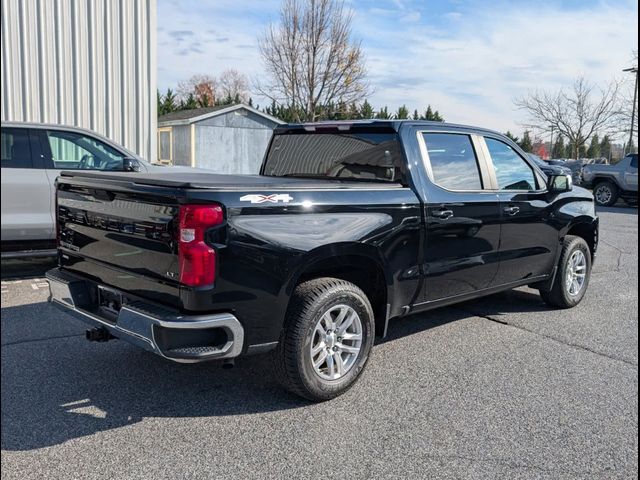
[158,88,445,123]
[504,130,628,160]
[262,100,444,122]
[157,88,249,116]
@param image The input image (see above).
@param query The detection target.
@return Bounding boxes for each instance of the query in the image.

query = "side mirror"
[548,174,572,193]
[123,157,141,172]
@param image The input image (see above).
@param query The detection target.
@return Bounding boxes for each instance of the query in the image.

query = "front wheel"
[272,278,375,401]
[593,181,619,206]
[539,235,592,308]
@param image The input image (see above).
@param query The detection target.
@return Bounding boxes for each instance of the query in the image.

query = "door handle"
[504,206,520,215]
[432,209,454,220]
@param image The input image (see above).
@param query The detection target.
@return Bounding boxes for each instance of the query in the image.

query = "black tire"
[539,235,592,309]
[272,278,375,401]
[593,180,619,207]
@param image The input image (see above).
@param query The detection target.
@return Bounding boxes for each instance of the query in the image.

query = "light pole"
[623,66,638,155]
[549,125,554,159]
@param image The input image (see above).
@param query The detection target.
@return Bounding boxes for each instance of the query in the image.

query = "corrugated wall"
[1,0,157,161]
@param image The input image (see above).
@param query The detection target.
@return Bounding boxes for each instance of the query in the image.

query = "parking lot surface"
[1,206,638,480]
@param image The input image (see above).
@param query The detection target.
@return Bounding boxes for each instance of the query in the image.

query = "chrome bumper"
[46,268,244,363]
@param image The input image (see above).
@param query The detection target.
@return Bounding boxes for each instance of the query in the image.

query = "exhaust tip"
[222,360,235,369]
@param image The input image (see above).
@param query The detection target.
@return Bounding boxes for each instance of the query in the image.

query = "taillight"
[178,204,224,287]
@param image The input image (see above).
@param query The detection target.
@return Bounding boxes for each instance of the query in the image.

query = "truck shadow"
[1,288,554,451]
[381,288,553,345]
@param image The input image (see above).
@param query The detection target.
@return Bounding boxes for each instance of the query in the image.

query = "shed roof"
[158,103,284,126]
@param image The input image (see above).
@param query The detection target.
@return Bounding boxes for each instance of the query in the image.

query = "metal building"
[157,104,283,173]
[1,0,157,161]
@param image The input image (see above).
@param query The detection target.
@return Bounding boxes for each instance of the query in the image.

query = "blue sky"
[158,0,638,135]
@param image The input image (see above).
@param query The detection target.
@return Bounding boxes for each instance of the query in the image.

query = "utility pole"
[623,66,638,155]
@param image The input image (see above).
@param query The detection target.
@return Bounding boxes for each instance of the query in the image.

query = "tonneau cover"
[58,171,403,190]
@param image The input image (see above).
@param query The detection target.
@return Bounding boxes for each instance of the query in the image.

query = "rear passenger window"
[421,133,483,190]
[1,128,33,169]
[485,138,537,191]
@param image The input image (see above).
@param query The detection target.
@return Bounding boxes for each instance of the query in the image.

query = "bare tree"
[514,77,621,159]
[218,69,250,102]
[257,0,369,122]
[177,74,217,107]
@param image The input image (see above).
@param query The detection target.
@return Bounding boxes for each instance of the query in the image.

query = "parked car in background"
[581,153,638,206]
[1,123,148,257]
[527,154,573,179]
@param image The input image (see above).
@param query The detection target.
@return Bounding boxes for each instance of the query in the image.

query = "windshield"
[262,130,406,184]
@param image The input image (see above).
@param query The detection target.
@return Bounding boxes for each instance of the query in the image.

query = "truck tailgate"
[56,175,183,308]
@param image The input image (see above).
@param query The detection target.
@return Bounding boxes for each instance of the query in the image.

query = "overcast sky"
[157,0,638,136]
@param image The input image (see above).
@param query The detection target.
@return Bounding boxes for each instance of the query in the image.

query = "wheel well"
[296,255,388,337]
[592,177,617,188]
[567,223,596,260]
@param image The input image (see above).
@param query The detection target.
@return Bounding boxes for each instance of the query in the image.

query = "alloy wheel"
[309,305,363,381]
[566,250,587,296]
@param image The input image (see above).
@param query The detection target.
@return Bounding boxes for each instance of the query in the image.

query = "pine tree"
[395,105,409,119]
[578,143,587,158]
[586,135,601,158]
[599,135,612,161]
[412,109,419,120]
[433,110,444,122]
[157,90,164,116]
[160,88,177,115]
[335,100,349,120]
[567,135,586,159]
[519,131,533,153]
[345,102,359,120]
[504,131,520,144]
[376,106,390,119]
[552,136,566,159]
[197,93,211,108]
[360,100,374,119]
[181,93,198,110]
[423,105,434,120]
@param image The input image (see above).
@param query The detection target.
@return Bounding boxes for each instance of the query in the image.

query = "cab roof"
[274,119,503,137]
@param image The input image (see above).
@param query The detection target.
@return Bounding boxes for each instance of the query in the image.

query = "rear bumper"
[46,268,244,363]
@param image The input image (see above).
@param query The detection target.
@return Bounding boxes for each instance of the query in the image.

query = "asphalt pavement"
[1,206,638,479]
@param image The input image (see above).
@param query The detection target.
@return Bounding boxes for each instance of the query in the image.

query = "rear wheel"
[593,181,619,206]
[539,235,591,308]
[272,278,375,401]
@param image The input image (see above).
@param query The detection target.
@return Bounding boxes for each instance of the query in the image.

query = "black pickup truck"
[47,121,599,401]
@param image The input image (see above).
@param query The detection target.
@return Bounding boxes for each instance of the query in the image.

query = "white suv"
[1,123,149,257]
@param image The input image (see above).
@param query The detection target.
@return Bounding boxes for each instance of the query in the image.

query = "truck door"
[415,132,501,304]
[481,136,558,285]
[0,127,53,242]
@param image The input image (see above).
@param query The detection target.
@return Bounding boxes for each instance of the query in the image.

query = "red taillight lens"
[178,204,224,287]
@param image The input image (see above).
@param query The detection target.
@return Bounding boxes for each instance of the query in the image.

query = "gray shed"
[157,104,284,173]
